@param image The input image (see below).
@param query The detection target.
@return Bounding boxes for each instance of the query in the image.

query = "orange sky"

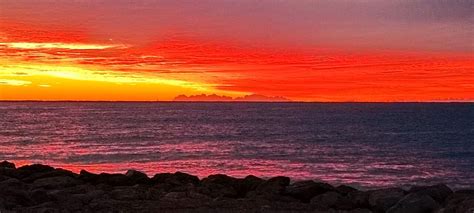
[0,0,473,102]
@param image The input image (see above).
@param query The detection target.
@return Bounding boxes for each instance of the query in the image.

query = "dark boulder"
[347,190,371,208]
[311,191,342,209]
[443,191,474,213]
[310,191,355,210]
[78,170,99,183]
[109,186,144,200]
[80,170,138,186]
[32,176,83,189]
[151,172,200,186]
[246,176,297,203]
[22,168,77,183]
[255,176,290,195]
[125,170,150,184]
[408,184,453,203]
[16,164,55,179]
[238,175,264,196]
[368,187,405,212]
[0,178,33,209]
[285,180,335,202]
[29,189,51,205]
[201,174,239,198]
[387,193,440,213]
[96,173,133,186]
[0,167,19,178]
[46,190,84,211]
[0,161,15,169]
[337,185,359,195]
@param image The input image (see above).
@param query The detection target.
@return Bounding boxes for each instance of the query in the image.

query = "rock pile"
[0,161,472,212]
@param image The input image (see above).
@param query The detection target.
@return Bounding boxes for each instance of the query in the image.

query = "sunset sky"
[0,0,473,102]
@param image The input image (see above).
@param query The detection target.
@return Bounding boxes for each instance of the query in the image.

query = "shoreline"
[1,161,473,212]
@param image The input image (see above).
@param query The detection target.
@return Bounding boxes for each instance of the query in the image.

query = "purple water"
[0,102,473,189]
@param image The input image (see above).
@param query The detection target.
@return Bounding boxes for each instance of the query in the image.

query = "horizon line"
[0,100,472,104]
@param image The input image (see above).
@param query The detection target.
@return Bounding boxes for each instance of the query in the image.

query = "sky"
[0,0,473,101]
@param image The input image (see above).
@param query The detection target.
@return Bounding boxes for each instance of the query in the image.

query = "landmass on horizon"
[173,94,292,102]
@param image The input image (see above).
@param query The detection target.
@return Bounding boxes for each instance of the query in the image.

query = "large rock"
[16,164,55,179]
[109,186,143,200]
[255,176,290,195]
[368,187,405,212]
[347,190,370,208]
[0,167,19,179]
[32,176,83,189]
[408,184,453,203]
[387,193,440,213]
[0,161,15,169]
[201,174,239,198]
[151,172,200,186]
[246,176,298,203]
[310,191,355,210]
[443,191,474,213]
[336,185,359,195]
[286,180,335,202]
[0,178,33,209]
[29,189,51,205]
[46,190,84,211]
[311,191,342,208]
[238,175,264,196]
[22,168,77,183]
[125,170,150,184]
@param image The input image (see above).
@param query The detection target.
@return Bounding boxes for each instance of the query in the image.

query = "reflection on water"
[0,102,473,189]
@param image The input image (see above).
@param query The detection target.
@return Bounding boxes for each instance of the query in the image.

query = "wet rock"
[286,180,335,202]
[0,161,15,169]
[110,186,143,200]
[22,168,77,183]
[311,191,342,209]
[255,176,290,195]
[337,185,359,195]
[247,176,299,204]
[16,164,55,179]
[0,167,20,179]
[443,191,474,213]
[78,169,98,183]
[125,169,150,184]
[0,174,10,182]
[73,189,106,203]
[161,191,212,208]
[239,175,264,194]
[347,190,370,208]
[387,193,440,213]
[151,172,200,186]
[408,184,453,203]
[310,191,355,210]
[32,176,82,189]
[349,209,374,213]
[29,189,50,204]
[47,190,84,211]
[368,187,405,212]
[96,173,133,186]
[0,179,33,209]
[0,178,29,190]
[201,174,239,198]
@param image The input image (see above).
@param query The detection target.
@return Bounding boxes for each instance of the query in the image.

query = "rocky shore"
[0,161,472,213]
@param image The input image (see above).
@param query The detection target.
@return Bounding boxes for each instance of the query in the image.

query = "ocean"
[0,102,473,189]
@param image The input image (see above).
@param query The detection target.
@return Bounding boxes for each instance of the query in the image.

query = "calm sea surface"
[0,102,473,189]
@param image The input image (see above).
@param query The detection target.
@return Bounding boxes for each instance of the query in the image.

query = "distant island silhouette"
[173,94,292,102]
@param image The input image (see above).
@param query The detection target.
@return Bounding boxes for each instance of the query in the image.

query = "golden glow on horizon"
[0,58,248,101]
[0,42,126,50]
